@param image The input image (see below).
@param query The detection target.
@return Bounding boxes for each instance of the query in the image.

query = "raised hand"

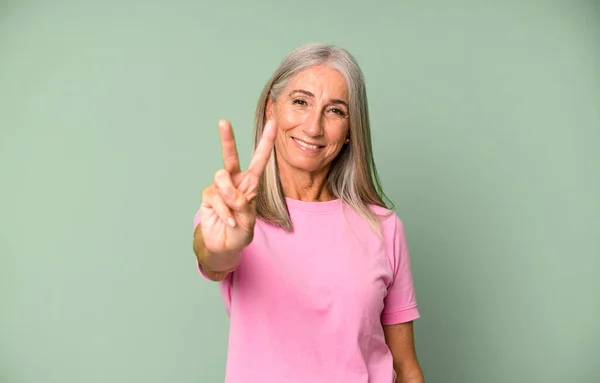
[200,119,277,257]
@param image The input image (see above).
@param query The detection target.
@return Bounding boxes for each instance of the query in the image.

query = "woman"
[193,43,424,383]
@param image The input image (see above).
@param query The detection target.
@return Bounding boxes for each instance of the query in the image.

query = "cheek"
[274,123,293,154]
[326,121,349,143]
[327,141,346,155]
[276,103,302,125]
[323,127,349,156]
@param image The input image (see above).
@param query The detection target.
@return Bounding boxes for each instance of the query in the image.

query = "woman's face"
[267,65,350,175]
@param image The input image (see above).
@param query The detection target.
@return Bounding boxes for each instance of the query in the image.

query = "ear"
[266,98,275,120]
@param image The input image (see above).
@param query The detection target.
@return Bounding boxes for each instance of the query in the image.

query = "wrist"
[201,248,241,273]
[395,361,424,383]
[399,371,424,383]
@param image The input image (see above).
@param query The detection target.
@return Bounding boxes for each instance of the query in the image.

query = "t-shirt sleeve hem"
[381,305,420,325]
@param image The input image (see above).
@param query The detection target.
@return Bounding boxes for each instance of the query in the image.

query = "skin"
[384,321,425,383]
[193,64,423,382]
[265,64,350,202]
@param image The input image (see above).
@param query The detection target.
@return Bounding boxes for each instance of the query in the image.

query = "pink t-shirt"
[193,197,419,382]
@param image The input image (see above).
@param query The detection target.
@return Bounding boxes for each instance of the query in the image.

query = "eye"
[329,108,346,117]
[293,99,308,106]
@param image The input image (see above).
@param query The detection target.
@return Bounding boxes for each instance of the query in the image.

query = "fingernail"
[227,217,236,227]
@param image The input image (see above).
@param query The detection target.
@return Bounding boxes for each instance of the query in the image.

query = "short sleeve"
[381,215,420,325]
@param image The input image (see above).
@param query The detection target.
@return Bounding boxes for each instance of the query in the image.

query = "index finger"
[246,120,277,178]
[218,119,241,174]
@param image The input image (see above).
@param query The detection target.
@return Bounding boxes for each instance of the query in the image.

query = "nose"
[302,109,324,137]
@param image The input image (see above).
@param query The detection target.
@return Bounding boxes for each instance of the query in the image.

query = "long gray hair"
[253,43,393,232]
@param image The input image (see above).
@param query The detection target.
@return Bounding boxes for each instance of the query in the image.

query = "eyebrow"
[289,89,349,108]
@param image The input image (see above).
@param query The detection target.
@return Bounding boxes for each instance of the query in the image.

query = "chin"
[288,158,327,173]
[276,144,334,174]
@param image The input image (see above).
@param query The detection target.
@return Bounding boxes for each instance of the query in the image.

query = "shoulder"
[340,202,406,247]
[367,203,404,234]
[365,204,410,269]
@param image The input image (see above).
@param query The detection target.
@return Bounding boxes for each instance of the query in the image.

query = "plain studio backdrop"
[1,1,599,382]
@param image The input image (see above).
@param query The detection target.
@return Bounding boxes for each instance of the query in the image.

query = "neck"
[277,162,335,202]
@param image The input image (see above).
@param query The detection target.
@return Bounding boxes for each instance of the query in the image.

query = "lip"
[291,136,324,154]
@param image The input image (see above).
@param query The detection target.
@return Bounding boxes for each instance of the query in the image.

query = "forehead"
[287,65,348,98]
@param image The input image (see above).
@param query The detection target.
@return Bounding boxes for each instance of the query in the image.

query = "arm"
[383,321,424,383]
[193,223,240,282]
[192,119,276,282]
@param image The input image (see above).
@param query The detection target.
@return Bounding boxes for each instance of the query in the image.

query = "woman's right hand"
[199,119,277,258]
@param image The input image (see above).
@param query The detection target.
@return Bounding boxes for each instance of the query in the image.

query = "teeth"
[293,137,319,150]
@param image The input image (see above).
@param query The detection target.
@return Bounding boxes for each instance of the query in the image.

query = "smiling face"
[266,65,350,177]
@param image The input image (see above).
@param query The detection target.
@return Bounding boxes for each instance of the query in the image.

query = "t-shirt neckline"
[284,197,342,213]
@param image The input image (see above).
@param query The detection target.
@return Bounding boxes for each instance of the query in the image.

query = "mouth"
[291,137,325,151]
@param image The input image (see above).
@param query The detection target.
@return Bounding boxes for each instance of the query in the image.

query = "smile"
[291,137,324,151]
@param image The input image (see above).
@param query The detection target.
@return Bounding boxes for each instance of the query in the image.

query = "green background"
[1,1,599,382]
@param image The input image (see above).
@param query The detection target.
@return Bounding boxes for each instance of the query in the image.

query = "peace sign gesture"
[199,119,277,258]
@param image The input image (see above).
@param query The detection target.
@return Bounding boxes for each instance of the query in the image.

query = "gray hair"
[253,43,393,233]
